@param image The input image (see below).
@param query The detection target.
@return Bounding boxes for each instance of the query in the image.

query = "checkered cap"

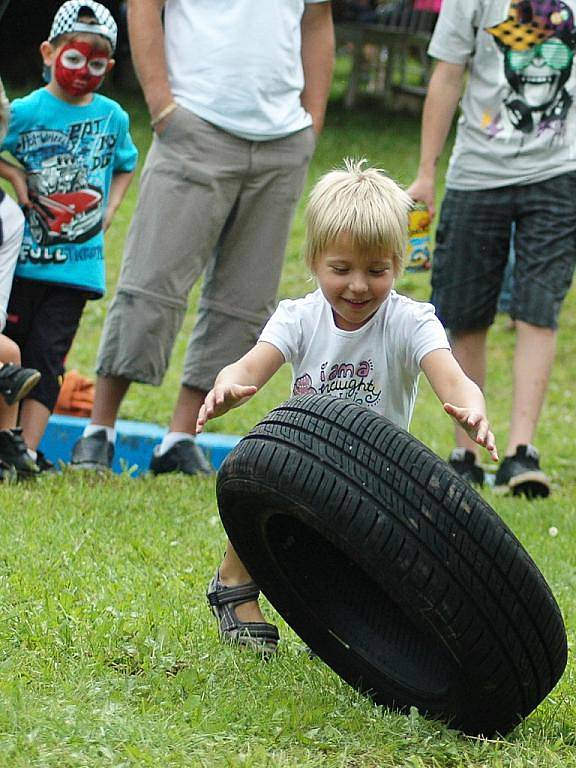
[49,1,117,51]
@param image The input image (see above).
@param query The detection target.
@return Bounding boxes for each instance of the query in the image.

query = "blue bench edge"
[39,413,242,476]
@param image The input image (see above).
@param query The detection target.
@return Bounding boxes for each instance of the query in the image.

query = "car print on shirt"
[26,153,103,246]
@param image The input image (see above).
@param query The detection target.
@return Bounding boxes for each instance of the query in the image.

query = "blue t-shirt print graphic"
[2,89,138,297]
[26,148,103,248]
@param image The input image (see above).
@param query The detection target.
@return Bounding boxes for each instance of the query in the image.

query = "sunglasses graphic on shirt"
[507,38,573,71]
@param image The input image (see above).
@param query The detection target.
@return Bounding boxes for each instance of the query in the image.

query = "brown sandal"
[206,570,279,654]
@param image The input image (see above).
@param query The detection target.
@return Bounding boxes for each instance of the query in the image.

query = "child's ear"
[106,59,115,74]
[40,41,55,66]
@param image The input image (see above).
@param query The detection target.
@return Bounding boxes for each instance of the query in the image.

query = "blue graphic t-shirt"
[2,88,138,296]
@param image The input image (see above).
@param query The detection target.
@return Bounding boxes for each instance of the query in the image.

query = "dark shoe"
[149,439,212,476]
[70,430,114,471]
[0,428,39,478]
[35,449,57,474]
[0,459,17,483]
[494,444,550,498]
[0,364,41,406]
[448,448,484,486]
[206,571,279,654]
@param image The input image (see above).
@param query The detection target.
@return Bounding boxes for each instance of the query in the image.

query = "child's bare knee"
[0,334,22,365]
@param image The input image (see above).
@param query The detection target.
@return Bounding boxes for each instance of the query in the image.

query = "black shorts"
[5,279,87,411]
[431,172,576,331]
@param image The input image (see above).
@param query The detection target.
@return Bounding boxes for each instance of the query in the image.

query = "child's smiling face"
[313,233,395,331]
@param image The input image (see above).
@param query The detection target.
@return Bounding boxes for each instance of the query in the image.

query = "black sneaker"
[149,439,212,476]
[494,444,550,499]
[35,449,57,474]
[448,448,485,486]
[70,430,114,471]
[0,364,41,406]
[0,428,40,478]
[0,459,17,483]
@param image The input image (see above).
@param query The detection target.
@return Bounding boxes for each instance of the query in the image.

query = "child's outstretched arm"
[420,348,498,462]
[196,342,285,434]
[103,171,136,231]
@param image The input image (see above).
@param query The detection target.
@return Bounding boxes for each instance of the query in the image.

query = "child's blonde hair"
[304,159,413,277]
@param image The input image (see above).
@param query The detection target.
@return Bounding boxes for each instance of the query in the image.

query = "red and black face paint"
[54,41,110,96]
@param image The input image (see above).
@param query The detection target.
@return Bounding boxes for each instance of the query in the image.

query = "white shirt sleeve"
[259,299,303,364]
[413,303,450,368]
[428,0,480,64]
[398,300,450,375]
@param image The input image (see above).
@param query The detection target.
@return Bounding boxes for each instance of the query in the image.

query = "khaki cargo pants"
[97,106,315,390]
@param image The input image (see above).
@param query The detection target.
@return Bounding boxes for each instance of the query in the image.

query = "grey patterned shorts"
[431,172,576,331]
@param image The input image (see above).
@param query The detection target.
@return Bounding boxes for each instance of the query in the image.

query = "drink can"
[406,201,432,272]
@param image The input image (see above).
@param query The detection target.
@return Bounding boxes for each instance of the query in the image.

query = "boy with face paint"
[50,37,113,99]
[0,1,138,471]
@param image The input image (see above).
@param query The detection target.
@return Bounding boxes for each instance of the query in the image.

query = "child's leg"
[0,332,21,365]
[218,541,268,624]
[4,283,86,451]
[0,333,21,429]
[449,327,489,457]
[208,540,279,652]
[0,334,41,477]
[18,399,51,451]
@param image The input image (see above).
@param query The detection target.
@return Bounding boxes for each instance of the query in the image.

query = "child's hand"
[443,403,499,462]
[196,383,258,434]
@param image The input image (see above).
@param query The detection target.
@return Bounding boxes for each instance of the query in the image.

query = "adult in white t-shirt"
[71,0,335,476]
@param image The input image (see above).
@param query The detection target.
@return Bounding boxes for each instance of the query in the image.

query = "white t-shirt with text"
[259,289,450,430]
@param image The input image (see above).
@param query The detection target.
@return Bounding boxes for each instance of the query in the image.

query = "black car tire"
[216,394,567,736]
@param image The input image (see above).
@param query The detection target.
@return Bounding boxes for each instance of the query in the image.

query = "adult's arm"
[127,0,174,129]
[407,61,466,217]
[300,2,335,136]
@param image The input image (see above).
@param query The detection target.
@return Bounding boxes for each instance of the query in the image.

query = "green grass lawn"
[0,77,574,767]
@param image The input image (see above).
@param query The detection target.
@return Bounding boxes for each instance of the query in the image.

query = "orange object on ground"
[54,369,95,417]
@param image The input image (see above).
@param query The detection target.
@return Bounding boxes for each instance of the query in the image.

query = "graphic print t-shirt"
[2,89,138,296]
[429,0,576,189]
[259,289,450,430]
